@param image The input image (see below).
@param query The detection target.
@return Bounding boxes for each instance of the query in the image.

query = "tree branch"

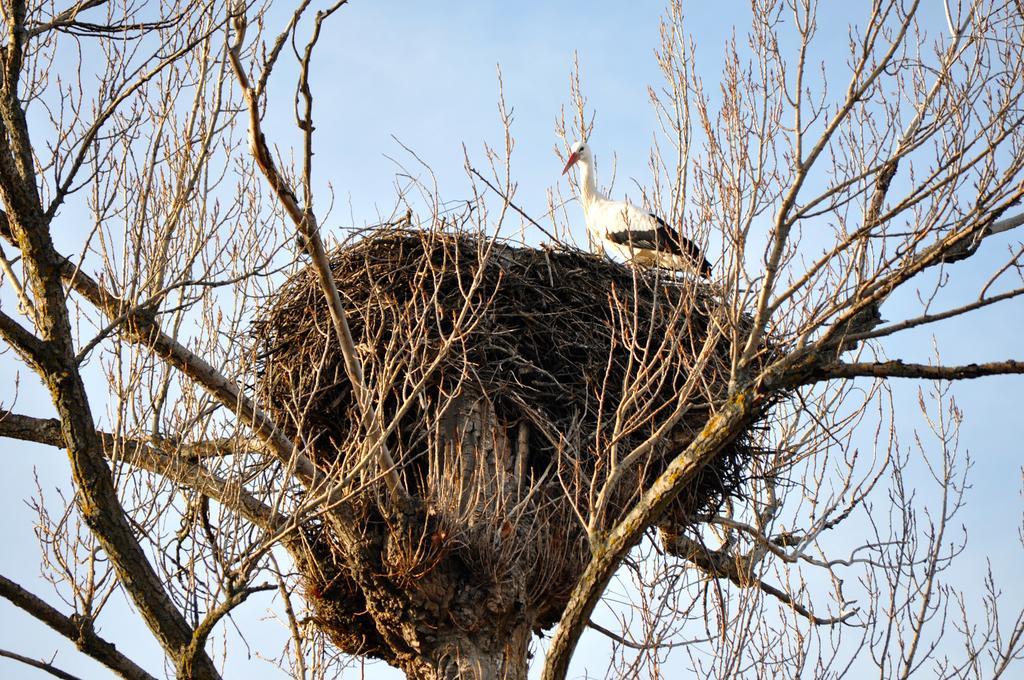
[0,210,320,490]
[26,0,107,38]
[541,390,763,680]
[185,583,274,672]
[0,305,47,366]
[808,359,1024,382]
[467,165,561,243]
[0,649,81,680]
[0,411,287,533]
[662,532,856,627]
[0,574,156,680]
[813,204,1024,354]
[226,3,406,501]
[0,28,223,670]
[586,620,707,651]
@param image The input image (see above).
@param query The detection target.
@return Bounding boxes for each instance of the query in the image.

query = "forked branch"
[0,574,155,680]
[541,391,762,680]
[662,532,857,626]
[0,410,286,532]
[225,1,406,500]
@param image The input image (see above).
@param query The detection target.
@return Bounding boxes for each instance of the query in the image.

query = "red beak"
[561,152,579,176]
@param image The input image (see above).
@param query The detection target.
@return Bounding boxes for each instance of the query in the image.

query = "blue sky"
[2,1,1022,678]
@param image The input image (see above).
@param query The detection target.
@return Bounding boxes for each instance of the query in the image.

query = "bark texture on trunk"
[400,624,531,680]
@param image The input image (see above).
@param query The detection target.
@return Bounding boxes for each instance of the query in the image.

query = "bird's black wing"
[605,213,712,277]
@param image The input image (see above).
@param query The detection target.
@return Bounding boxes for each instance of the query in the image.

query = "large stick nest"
[251,229,763,660]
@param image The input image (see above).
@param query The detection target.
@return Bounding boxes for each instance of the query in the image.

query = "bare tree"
[0,0,1022,679]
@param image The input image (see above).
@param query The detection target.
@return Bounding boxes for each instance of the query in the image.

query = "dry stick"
[468,165,562,243]
[226,5,406,501]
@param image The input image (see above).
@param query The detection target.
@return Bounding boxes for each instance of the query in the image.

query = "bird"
[562,141,712,278]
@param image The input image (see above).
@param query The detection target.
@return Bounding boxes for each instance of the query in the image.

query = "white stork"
[562,141,712,278]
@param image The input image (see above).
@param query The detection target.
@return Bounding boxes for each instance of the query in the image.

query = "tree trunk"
[400,624,531,680]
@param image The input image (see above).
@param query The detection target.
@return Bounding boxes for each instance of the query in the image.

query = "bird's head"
[562,141,591,175]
